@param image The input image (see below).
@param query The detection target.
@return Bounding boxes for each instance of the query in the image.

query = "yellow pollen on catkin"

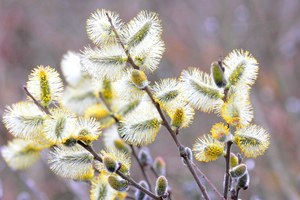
[38,69,51,107]
[171,108,184,128]
[211,122,230,142]
[130,70,148,89]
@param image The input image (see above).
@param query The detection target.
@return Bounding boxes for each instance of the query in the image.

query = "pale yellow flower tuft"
[221,94,253,127]
[152,78,182,109]
[118,101,162,146]
[193,135,225,162]
[86,9,124,46]
[166,100,195,129]
[1,139,41,170]
[180,68,224,113]
[90,174,117,200]
[210,122,230,142]
[81,46,127,81]
[48,145,94,180]
[122,10,162,48]
[224,49,258,87]
[3,101,45,139]
[26,65,63,107]
[60,51,85,87]
[114,71,146,101]
[131,39,165,72]
[62,80,99,115]
[43,108,77,144]
[73,117,102,143]
[85,104,115,129]
[234,125,270,158]
[103,125,122,148]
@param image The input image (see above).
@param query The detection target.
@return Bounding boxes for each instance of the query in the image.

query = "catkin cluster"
[2,8,270,200]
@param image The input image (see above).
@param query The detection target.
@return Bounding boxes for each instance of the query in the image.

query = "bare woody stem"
[23,86,158,199]
[223,141,233,199]
[106,13,213,200]
[23,85,51,115]
[130,145,153,191]
[99,91,154,193]
[77,141,161,199]
[145,87,210,200]
[192,163,225,199]
[105,13,139,70]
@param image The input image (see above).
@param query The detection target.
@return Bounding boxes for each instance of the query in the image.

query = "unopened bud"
[103,155,120,173]
[237,172,250,190]
[114,139,131,154]
[108,175,128,191]
[211,61,226,87]
[131,70,148,89]
[230,164,247,178]
[153,157,166,176]
[230,153,239,168]
[135,180,149,200]
[181,147,193,165]
[155,176,168,197]
[64,138,77,147]
[138,148,153,166]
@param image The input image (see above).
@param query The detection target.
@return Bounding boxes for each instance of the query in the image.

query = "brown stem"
[144,87,180,147]
[105,12,139,70]
[77,141,160,199]
[150,166,159,178]
[116,171,161,200]
[99,92,119,123]
[223,141,233,199]
[183,156,210,200]
[105,13,213,200]
[192,163,225,200]
[23,85,51,115]
[130,145,153,191]
[78,140,103,162]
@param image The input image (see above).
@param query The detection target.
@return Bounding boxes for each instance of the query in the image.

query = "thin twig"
[150,166,159,178]
[100,90,155,193]
[77,141,161,199]
[105,12,139,70]
[125,195,136,200]
[183,156,210,200]
[223,141,233,199]
[23,85,51,115]
[98,92,119,122]
[130,145,153,191]
[116,170,161,200]
[77,140,103,162]
[105,13,213,200]
[145,86,210,200]
[192,163,225,199]
[144,87,180,147]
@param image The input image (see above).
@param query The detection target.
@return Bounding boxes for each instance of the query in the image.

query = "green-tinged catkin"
[108,175,129,192]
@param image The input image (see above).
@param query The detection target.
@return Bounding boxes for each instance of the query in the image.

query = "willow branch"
[23,85,51,115]
[77,141,160,199]
[99,89,154,192]
[145,87,210,200]
[98,92,119,122]
[150,166,159,178]
[105,13,212,200]
[192,163,225,199]
[223,141,233,199]
[105,13,139,70]
[130,145,153,191]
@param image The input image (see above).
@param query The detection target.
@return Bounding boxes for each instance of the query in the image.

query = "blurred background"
[1,0,300,199]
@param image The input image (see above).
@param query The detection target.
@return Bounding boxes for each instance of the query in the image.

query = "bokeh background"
[1,0,300,199]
